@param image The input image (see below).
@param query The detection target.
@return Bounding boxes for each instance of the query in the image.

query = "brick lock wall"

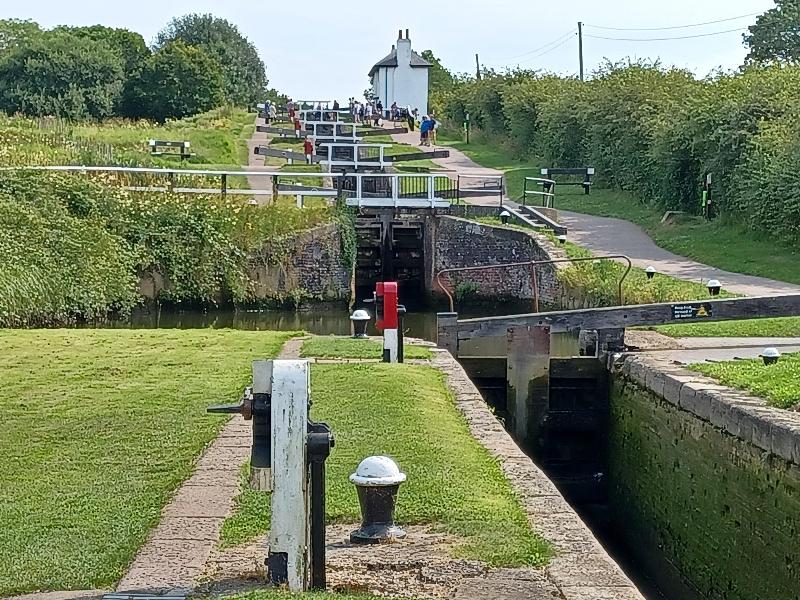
[247,223,351,303]
[433,216,567,305]
[609,367,800,600]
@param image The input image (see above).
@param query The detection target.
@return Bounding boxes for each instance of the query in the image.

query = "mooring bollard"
[349,456,407,544]
[350,309,371,339]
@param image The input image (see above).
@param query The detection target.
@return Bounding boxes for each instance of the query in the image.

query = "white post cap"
[761,348,781,359]
[350,456,407,486]
[350,310,371,322]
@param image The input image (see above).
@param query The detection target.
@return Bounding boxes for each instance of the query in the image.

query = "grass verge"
[691,353,800,409]
[0,329,296,597]
[653,317,800,338]
[220,363,551,567]
[300,336,433,360]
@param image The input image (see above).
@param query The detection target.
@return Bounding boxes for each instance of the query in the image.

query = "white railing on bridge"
[345,173,451,209]
[319,143,391,171]
[302,121,362,143]
[0,165,454,209]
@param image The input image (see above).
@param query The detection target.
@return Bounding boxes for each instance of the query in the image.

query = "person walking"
[419,116,433,147]
[430,112,439,146]
[365,102,373,127]
[303,137,315,164]
[268,103,277,125]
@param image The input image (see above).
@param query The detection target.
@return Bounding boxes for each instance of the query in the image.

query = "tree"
[53,25,151,117]
[0,30,124,119]
[155,14,267,107]
[129,41,225,122]
[745,1,800,64]
[0,19,41,52]
[421,50,455,94]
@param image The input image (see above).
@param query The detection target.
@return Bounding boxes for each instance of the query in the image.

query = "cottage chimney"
[398,29,403,39]
[405,29,410,40]
[396,29,412,65]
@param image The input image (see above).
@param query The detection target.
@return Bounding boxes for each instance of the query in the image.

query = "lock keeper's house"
[369,29,431,117]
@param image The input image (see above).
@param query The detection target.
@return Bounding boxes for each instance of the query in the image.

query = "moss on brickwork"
[608,378,800,600]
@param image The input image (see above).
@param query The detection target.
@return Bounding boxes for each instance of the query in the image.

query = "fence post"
[221,174,227,197]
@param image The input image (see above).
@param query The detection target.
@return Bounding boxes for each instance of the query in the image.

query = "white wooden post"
[269,359,310,592]
[357,175,363,209]
[296,194,303,209]
[392,175,399,208]
[428,175,435,208]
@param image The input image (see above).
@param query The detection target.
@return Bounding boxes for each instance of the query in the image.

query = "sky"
[4,0,776,102]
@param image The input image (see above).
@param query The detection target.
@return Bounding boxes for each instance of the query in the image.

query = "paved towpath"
[245,114,274,201]
[559,211,800,297]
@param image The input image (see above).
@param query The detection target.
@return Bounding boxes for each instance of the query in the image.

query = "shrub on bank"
[0,171,333,325]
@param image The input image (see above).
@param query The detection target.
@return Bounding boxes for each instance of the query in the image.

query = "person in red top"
[303,138,315,164]
[294,118,302,138]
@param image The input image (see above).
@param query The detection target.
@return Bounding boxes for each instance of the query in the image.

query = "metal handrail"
[435,254,634,313]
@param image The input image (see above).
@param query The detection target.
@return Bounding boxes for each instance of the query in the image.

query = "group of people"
[348,98,384,127]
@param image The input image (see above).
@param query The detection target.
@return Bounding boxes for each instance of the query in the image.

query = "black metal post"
[307,425,334,591]
[397,305,406,364]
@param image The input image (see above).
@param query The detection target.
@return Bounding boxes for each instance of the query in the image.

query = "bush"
[438,61,800,245]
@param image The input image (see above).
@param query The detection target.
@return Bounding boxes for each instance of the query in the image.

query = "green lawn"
[654,317,800,338]
[300,336,433,360]
[437,133,800,286]
[0,329,296,597]
[220,363,551,568]
[0,108,256,170]
[691,353,800,409]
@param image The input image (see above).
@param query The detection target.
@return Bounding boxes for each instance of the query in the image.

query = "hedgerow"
[439,61,800,245]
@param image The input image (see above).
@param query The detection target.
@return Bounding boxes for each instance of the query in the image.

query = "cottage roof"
[368,48,431,77]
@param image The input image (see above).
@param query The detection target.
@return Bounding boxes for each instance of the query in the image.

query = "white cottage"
[369,29,431,117]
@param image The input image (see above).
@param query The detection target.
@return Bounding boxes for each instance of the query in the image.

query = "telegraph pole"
[578,21,584,82]
[475,53,482,80]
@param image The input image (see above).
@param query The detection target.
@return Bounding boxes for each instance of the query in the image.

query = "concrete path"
[559,210,800,297]
[245,115,274,201]
[639,337,800,365]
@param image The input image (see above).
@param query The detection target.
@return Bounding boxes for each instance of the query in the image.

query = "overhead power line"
[584,26,747,42]
[517,34,577,64]
[498,30,576,62]
[585,11,759,32]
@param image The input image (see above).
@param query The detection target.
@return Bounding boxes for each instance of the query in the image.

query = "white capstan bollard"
[349,456,407,544]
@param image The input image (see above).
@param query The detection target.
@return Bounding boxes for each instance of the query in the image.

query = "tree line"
[430,1,800,245]
[0,14,268,122]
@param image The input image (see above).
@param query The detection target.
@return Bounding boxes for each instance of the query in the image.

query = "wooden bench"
[541,167,595,195]
[149,140,194,160]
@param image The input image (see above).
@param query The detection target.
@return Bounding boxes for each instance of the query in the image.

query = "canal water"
[93,298,536,341]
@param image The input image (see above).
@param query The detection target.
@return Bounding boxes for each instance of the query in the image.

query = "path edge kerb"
[430,348,645,600]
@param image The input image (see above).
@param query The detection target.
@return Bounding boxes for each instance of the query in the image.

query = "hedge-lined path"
[559,210,800,297]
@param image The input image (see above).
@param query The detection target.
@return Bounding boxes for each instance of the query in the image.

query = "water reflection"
[89,298,536,342]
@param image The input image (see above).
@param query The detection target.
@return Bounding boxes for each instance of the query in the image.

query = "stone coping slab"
[615,353,800,467]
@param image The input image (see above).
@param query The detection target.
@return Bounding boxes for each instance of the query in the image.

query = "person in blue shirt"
[419,116,434,147]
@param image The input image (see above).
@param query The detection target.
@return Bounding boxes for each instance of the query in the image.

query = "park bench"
[148,140,194,160]
[541,167,595,195]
